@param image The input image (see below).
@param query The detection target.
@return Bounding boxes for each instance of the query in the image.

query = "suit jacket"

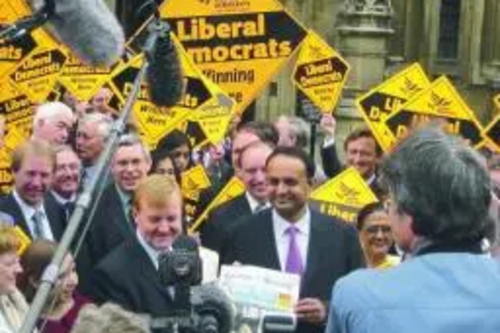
[221,209,364,333]
[0,193,64,241]
[200,193,252,253]
[90,238,174,316]
[77,183,134,297]
[86,183,135,267]
[44,192,72,231]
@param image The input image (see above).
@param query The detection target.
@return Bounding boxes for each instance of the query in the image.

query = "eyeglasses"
[365,225,392,234]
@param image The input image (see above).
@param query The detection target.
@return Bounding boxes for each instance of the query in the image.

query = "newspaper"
[218,265,300,333]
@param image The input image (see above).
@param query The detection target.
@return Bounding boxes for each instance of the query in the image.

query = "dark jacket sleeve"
[321,143,343,179]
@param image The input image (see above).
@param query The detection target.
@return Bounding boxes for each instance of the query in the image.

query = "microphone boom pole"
[19,17,167,333]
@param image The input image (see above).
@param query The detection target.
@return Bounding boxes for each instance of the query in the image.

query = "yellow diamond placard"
[160,0,307,114]
[357,63,430,152]
[494,94,500,111]
[6,31,68,103]
[57,52,117,102]
[386,76,485,147]
[293,29,350,114]
[181,164,212,202]
[0,81,34,141]
[189,176,246,233]
[309,168,378,224]
[484,114,500,152]
[0,0,36,76]
[0,149,13,195]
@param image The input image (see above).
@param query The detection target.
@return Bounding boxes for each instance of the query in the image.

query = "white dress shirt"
[272,208,311,272]
[245,192,270,213]
[13,191,54,241]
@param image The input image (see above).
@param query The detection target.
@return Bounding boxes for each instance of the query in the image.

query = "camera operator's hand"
[294,298,327,324]
[320,114,336,139]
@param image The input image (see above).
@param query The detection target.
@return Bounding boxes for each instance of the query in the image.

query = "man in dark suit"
[85,134,151,269]
[201,141,275,253]
[319,115,385,198]
[90,175,184,315]
[222,146,364,333]
[45,145,81,229]
[0,140,64,241]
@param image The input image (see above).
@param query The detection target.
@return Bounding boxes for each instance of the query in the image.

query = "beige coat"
[0,289,29,333]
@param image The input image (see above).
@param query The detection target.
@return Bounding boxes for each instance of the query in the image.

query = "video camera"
[152,236,233,333]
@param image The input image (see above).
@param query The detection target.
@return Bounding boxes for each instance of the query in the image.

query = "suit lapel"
[127,240,174,301]
[301,211,324,291]
[109,186,135,237]
[235,194,252,215]
[258,212,281,270]
[4,195,32,239]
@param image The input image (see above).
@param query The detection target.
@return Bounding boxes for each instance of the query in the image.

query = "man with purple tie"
[221,146,364,333]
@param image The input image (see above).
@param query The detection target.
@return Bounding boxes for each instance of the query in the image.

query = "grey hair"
[70,303,150,333]
[78,113,113,141]
[117,133,151,163]
[380,125,491,243]
[33,102,74,126]
[276,115,310,150]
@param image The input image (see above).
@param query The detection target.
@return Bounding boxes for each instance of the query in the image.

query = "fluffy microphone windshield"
[30,0,125,67]
[146,28,184,107]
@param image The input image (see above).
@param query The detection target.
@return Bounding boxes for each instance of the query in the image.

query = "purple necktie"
[285,225,304,275]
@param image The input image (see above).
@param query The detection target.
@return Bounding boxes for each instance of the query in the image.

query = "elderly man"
[326,126,500,333]
[45,145,81,228]
[75,113,113,189]
[32,102,75,146]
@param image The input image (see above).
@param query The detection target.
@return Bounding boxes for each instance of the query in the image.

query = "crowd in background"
[0,87,499,332]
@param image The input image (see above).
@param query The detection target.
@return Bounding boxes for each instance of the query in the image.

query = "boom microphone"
[30,0,125,67]
[145,19,184,107]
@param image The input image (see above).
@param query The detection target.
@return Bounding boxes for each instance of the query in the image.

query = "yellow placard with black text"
[309,168,378,224]
[357,63,430,152]
[181,165,212,223]
[0,0,36,77]
[4,30,68,103]
[386,76,485,147]
[57,52,118,102]
[293,30,350,114]
[160,0,308,115]
[189,176,246,233]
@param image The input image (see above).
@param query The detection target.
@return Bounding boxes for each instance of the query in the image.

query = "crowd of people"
[0,88,499,332]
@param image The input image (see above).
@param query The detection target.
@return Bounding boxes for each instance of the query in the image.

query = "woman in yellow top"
[356,202,400,269]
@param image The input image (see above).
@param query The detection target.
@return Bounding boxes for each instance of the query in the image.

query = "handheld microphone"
[144,18,184,107]
[29,0,125,67]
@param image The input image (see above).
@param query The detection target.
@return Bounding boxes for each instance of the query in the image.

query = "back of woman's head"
[18,240,57,302]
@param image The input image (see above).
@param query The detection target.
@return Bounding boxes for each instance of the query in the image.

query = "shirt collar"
[272,207,311,237]
[245,192,268,213]
[115,184,131,209]
[366,173,376,185]
[136,230,162,270]
[51,191,76,205]
[13,190,46,219]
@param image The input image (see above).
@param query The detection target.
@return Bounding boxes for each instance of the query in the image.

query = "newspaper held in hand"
[218,265,300,333]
